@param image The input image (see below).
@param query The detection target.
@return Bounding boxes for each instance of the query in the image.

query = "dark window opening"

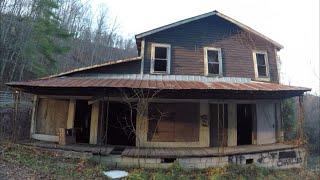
[207,50,219,63]
[246,159,254,164]
[208,63,220,74]
[237,104,256,145]
[74,100,92,143]
[207,49,220,75]
[154,59,167,72]
[155,47,167,59]
[161,158,176,163]
[153,46,169,73]
[210,104,228,147]
[256,53,268,77]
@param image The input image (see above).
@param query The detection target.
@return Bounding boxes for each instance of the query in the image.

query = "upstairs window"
[253,51,269,80]
[151,43,171,74]
[204,47,222,76]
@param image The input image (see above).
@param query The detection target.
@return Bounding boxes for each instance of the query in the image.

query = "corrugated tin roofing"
[7,77,311,92]
[44,57,141,79]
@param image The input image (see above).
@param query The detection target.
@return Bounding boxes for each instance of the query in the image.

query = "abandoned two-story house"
[8,11,310,169]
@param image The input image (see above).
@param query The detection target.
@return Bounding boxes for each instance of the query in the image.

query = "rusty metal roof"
[7,77,311,92]
[44,57,141,79]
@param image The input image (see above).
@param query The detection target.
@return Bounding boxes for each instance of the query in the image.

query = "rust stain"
[7,77,311,92]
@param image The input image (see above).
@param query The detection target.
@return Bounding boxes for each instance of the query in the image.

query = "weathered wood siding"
[68,60,141,77]
[148,102,200,142]
[143,15,279,82]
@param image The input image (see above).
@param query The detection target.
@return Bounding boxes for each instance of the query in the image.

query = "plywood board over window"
[36,98,69,135]
[148,103,199,142]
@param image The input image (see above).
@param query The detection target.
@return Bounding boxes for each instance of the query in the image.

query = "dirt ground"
[0,159,46,179]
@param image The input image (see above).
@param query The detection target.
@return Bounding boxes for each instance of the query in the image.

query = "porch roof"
[7,76,310,98]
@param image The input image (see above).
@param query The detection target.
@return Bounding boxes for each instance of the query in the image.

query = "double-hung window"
[151,43,171,74]
[204,47,222,76]
[253,51,269,80]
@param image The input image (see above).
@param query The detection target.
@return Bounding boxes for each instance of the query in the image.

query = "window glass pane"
[208,63,219,74]
[258,66,267,76]
[207,50,219,63]
[155,47,167,59]
[256,53,266,65]
[154,59,167,72]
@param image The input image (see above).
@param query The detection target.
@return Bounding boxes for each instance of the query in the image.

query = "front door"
[256,103,276,144]
[237,104,255,145]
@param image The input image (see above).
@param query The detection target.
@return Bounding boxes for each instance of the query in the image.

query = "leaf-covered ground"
[0,143,319,179]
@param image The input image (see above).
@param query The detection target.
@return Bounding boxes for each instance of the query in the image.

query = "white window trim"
[204,47,223,76]
[150,43,171,74]
[252,50,270,81]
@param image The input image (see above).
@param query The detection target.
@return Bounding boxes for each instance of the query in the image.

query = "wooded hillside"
[0,0,137,90]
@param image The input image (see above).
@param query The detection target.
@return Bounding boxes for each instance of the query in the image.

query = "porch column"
[275,101,283,142]
[30,95,38,137]
[89,101,100,144]
[228,103,237,146]
[136,100,148,147]
[67,99,76,129]
[199,100,210,147]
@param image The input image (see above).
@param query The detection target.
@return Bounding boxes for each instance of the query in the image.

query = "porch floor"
[21,141,298,158]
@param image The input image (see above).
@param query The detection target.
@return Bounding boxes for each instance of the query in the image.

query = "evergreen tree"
[28,0,71,75]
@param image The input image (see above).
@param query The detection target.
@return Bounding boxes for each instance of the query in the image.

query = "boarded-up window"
[147,103,199,142]
[36,98,69,135]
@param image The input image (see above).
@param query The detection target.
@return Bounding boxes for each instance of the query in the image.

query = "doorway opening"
[210,104,228,147]
[237,104,256,145]
[74,100,92,143]
[104,102,137,146]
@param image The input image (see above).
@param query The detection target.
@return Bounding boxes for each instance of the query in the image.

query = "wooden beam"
[227,103,237,146]
[38,95,92,100]
[89,101,100,144]
[199,100,210,147]
[67,99,76,129]
[30,95,38,137]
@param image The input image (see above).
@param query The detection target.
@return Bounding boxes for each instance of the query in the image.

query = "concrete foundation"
[96,147,305,169]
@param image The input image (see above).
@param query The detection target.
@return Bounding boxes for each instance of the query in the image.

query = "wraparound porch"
[22,141,298,158]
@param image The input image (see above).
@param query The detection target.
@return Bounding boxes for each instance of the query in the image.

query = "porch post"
[89,101,100,144]
[199,100,210,147]
[30,95,38,137]
[136,100,148,147]
[275,101,283,142]
[227,103,237,146]
[66,99,76,129]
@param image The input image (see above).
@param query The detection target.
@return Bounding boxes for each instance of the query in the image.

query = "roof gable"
[135,11,283,49]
